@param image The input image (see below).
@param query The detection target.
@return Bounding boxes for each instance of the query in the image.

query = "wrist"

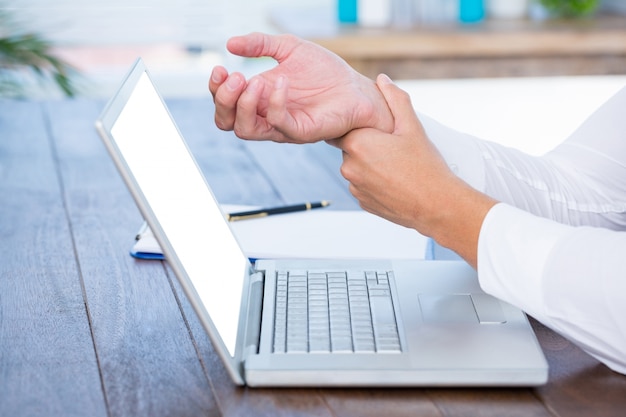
[428,181,497,268]
[353,74,395,133]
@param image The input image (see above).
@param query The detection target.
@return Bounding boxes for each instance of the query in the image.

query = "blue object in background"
[459,0,484,22]
[338,0,358,23]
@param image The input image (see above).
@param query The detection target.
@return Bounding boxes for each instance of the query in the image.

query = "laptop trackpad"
[419,294,507,324]
[419,294,478,324]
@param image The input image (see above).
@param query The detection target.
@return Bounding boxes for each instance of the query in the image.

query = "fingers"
[208,66,228,97]
[330,128,375,155]
[211,71,291,142]
[232,77,264,139]
[375,74,422,136]
[228,76,289,142]
[212,71,246,131]
[332,129,370,184]
[325,138,342,149]
[227,32,300,63]
[226,32,268,58]
[265,75,298,138]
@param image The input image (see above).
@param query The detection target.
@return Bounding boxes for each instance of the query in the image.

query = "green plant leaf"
[0,9,80,97]
[539,0,600,17]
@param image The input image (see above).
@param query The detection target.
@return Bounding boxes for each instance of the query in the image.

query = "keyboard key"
[274,270,401,354]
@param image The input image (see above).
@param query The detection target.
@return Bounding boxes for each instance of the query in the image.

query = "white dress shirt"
[422,87,626,374]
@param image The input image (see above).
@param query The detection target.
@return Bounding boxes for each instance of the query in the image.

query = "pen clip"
[227,212,269,222]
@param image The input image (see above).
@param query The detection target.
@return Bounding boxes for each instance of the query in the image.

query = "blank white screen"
[111,72,249,356]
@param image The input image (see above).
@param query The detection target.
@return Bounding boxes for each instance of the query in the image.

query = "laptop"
[96,58,548,387]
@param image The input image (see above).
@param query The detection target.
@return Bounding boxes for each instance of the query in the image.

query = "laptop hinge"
[244,271,264,357]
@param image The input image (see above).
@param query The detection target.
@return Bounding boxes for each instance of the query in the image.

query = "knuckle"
[233,122,257,140]
[342,136,362,155]
[214,116,230,131]
[233,125,248,139]
[213,93,233,109]
[214,111,235,131]
[397,89,411,101]
[339,163,351,181]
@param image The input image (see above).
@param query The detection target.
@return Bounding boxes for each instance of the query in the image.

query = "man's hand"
[209,33,393,143]
[330,74,497,267]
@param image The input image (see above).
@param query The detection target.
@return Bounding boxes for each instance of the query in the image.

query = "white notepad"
[132,205,430,261]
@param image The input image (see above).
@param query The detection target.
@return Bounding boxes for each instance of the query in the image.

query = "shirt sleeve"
[421,86,626,230]
[418,112,486,192]
[478,203,626,375]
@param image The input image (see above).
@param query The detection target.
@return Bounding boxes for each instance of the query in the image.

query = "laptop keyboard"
[273,270,402,354]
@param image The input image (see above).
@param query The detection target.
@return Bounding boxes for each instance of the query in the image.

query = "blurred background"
[1,0,625,99]
[2,0,324,98]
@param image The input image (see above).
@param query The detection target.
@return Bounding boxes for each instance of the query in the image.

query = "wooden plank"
[43,99,221,417]
[242,140,360,210]
[320,389,443,417]
[321,388,550,417]
[424,389,551,417]
[0,100,107,416]
[530,320,626,417]
[166,98,281,207]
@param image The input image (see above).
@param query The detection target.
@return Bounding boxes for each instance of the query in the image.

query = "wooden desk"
[274,12,626,79]
[1,98,626,417]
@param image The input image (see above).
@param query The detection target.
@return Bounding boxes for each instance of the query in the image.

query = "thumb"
[227,32,297,62]
[375,74,422,136]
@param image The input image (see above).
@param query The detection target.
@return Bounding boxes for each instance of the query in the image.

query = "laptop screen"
[109,71,249,356]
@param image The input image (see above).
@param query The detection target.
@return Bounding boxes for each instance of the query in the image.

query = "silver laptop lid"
[96,58,250,384]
